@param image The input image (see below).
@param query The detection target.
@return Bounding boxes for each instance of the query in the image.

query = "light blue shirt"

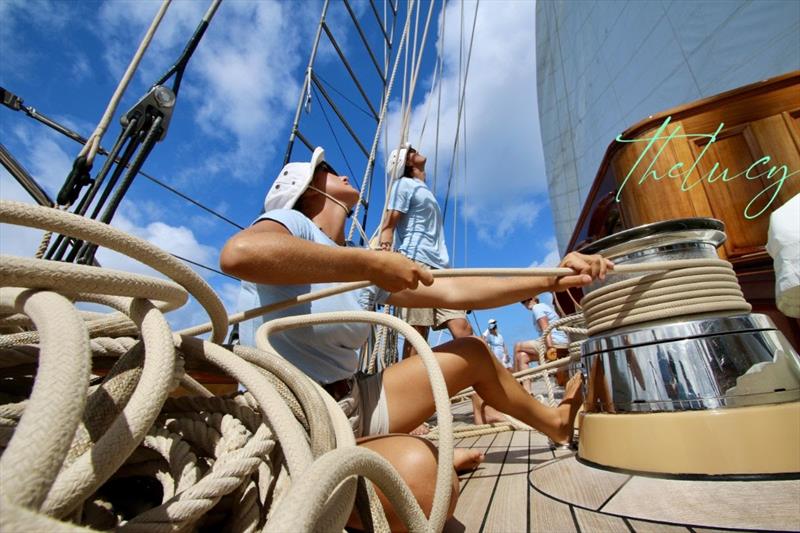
[532,302,569,346]
[387,177,450,269]
[237,209,389,384]
[482,329,508,365]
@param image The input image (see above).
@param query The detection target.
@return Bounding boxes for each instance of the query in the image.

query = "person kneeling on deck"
[220,147,612,530]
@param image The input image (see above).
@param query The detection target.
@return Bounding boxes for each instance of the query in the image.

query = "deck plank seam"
[526,431,531,533]
[527,478,780,533]
[477,431,515,533]
[569,503,583,533]
[621,516,636,532]
[458,432,500,495]
[597,474,633,511]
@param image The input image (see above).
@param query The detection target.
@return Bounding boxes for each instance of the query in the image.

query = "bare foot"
[409,423,430,436]
[553,373,584,444]
[482,412,507,425]
[453,448,484,472]
[473,403,506,425]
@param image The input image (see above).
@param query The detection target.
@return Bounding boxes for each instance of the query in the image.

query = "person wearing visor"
[221,147,612,529]
[379,144,474,358]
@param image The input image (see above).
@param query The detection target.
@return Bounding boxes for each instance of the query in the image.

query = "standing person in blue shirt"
[379,144,474,358]
[482,319,510,368]
[221,147,611,529]
[514,296,571,387]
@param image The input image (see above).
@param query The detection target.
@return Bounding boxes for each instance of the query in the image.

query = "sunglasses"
[316,161,339,176]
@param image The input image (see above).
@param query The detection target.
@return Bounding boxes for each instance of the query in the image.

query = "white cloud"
[96,0,315,182]
[386,0,545,246]
[529,237,560,268]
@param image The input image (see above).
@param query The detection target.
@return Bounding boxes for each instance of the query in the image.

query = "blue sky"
[1,0,561,352]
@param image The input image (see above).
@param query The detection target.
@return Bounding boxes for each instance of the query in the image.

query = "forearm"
[388,275,553,309]
[221,233,372,285]
[379,227,394,248]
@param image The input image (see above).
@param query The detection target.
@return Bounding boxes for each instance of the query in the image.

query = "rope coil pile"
[0,200,454,532]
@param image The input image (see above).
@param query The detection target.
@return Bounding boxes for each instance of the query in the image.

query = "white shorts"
[336,371,390,438]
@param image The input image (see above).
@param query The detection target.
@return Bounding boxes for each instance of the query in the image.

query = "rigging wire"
[314,72,375,120]
[310,84,361,191]
[399,0,436,145]
[442,0,480,222]
[153,0,221,96]
[462,75,468,267]
[0,91,244,229]
[432,0,447,193]
[171,252,239,280]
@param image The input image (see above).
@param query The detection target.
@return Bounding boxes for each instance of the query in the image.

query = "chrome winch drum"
[575,218,800,476]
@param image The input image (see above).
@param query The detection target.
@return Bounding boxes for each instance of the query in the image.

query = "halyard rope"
[78,0,172,166]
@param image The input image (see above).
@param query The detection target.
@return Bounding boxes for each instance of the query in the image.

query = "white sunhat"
[263,147,326,212]
[387,142,412,181]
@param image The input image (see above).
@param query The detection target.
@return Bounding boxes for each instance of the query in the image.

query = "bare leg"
[471,394,506,424]
[348,435,459,532]
[403,325,432,435]
[384,336,582,444]
[403,324,430,359]
[515,350,534,393]
[445,317,473,338]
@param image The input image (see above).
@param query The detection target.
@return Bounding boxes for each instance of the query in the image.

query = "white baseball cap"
[488,318,497,326]
[387,142,412,181]
[263,147,326,212]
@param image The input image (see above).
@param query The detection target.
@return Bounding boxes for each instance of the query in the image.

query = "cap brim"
[310,147,325,174]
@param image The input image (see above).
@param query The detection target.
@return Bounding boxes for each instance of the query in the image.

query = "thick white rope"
[0,201,228,343]
[0,288,90,510]
[255,310,454,532]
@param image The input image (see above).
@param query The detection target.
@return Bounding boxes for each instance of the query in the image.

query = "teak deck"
[440,401,800,532]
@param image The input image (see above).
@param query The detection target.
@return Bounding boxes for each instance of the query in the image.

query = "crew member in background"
[482,319,510,368]
[515,295,570,387]
[379,144,474,358]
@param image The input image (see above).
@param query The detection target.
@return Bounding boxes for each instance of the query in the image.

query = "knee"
[448,318,473,338]
[361,435,455,528]
[450,336,497,370]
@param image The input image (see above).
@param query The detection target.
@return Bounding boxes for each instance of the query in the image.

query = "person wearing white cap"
[379,144,474,358]
[220,146,612,529]
[482,319,510,368]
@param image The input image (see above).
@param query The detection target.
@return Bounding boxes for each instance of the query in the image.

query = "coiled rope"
[0,200,458,531]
